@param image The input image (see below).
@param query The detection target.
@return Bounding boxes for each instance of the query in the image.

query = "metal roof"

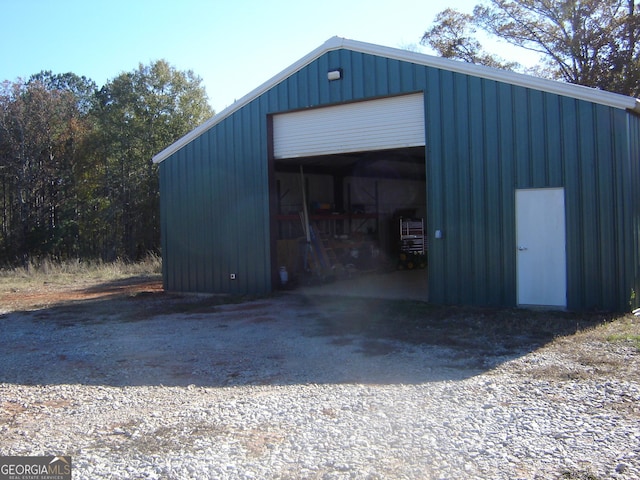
[153,36,640,164]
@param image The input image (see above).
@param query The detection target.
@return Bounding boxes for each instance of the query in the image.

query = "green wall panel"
[625,114,640,310]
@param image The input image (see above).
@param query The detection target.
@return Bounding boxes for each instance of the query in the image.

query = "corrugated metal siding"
[615,114,640,309]
[159,47,640,310]
[159,101,271,295]
[421,68,638,310]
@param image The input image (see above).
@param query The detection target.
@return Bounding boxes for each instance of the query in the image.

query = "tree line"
[422,0,640,98]
[0,61,213,265]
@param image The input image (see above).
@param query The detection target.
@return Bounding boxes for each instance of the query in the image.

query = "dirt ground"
[1,274,638,387]
[0,275,164,312]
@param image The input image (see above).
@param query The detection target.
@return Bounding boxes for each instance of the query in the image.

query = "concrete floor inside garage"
[296,268,429,302]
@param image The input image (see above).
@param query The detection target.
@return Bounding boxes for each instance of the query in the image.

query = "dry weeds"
[535,314,640,382]
[0,255,162,312]
[0,254,161,291]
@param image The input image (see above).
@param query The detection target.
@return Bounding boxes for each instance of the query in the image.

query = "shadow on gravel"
[0,283,615,387]
[79,275,165,296]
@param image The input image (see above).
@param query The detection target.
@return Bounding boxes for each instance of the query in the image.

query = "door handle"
[518,246,528,251]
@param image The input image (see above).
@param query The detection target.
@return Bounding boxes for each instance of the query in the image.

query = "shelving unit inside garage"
[274,170,428,283]
[398,217,426,269]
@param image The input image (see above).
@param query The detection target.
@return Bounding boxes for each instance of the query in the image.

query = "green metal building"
[153,37,640,311]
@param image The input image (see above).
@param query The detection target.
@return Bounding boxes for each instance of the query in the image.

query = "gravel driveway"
[1,283,639,479]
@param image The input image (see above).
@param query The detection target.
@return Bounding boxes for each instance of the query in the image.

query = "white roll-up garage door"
[273,93,425,159]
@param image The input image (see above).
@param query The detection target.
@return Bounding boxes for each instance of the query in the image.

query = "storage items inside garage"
[274,150,426,286]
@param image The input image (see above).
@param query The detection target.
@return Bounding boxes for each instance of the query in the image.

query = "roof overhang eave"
[152,37,347,164]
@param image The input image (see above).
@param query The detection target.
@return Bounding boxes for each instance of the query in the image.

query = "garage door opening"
[269,93,428,300]
[271,146,428,301]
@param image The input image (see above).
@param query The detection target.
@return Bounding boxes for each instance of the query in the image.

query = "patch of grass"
[597,314,640,351]
[606,333,640,350]
[561,469,602,480]
[570,314,640,350]
[522,314,640,382]
[0,254,162,292]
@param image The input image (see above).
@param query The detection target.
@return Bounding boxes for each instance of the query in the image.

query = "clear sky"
[1,0,535,113]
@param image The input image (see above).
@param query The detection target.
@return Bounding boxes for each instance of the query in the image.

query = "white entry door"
[516,188,567,307]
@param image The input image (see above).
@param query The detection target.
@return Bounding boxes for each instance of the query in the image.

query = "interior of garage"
[272,146,428,299]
